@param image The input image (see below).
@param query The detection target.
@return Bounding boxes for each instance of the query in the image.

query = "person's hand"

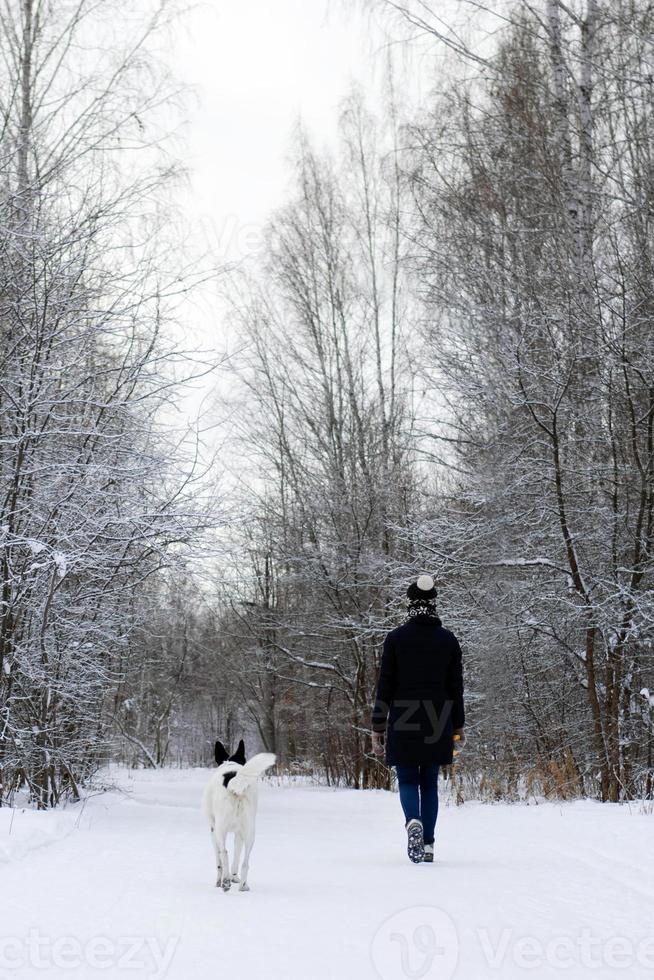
[371,731,385,758]
[453,729,466,749]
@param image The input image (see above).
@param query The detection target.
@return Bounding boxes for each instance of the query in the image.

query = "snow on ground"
[0,805,79,864]
[1,767,653,980]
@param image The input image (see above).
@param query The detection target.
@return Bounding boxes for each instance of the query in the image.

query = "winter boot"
[406,818,424,864]
[423,843,434,863]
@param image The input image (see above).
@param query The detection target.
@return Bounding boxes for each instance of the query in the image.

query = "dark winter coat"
[371,615,465,767]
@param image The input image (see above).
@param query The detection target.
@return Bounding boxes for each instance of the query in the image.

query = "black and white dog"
[202,739,276,892]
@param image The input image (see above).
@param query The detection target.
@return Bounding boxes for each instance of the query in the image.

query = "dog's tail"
[227,753,277,796]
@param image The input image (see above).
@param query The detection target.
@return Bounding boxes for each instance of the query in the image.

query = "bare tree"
[219,96,419,788]
[403,1,654,800]
[0,0,210,806]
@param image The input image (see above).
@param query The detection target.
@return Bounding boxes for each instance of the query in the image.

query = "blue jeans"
[395,765,440,845]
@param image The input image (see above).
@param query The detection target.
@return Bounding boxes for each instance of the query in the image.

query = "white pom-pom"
[417,574,434,592]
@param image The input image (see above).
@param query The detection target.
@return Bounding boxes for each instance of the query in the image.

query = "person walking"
[371,575,465,863]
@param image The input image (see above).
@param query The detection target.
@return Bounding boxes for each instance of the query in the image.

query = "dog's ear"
[229,738,246,765]
[214,740,229,765]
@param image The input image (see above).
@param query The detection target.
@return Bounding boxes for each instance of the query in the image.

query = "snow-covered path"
[1,768,653,980]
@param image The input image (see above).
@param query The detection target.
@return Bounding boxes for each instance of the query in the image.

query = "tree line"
[0,0,210,807]
[2,0,653,805]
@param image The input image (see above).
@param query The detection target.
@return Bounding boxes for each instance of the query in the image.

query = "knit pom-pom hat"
[406,574,437,603]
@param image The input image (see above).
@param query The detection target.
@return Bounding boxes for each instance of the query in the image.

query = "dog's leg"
[211,826,223,888]
[231,834,243,882]
[218,833,231,892]
[239,835,254,891]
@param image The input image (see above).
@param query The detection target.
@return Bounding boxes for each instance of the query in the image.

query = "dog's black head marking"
[214,738,247,767]
[222,769,238,788]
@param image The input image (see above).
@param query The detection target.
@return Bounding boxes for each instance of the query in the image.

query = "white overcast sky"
[173,1,482,266]
[178,2,378,255]
[165,0,499,428]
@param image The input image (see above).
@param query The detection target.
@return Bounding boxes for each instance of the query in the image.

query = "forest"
[1,0,653,808]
